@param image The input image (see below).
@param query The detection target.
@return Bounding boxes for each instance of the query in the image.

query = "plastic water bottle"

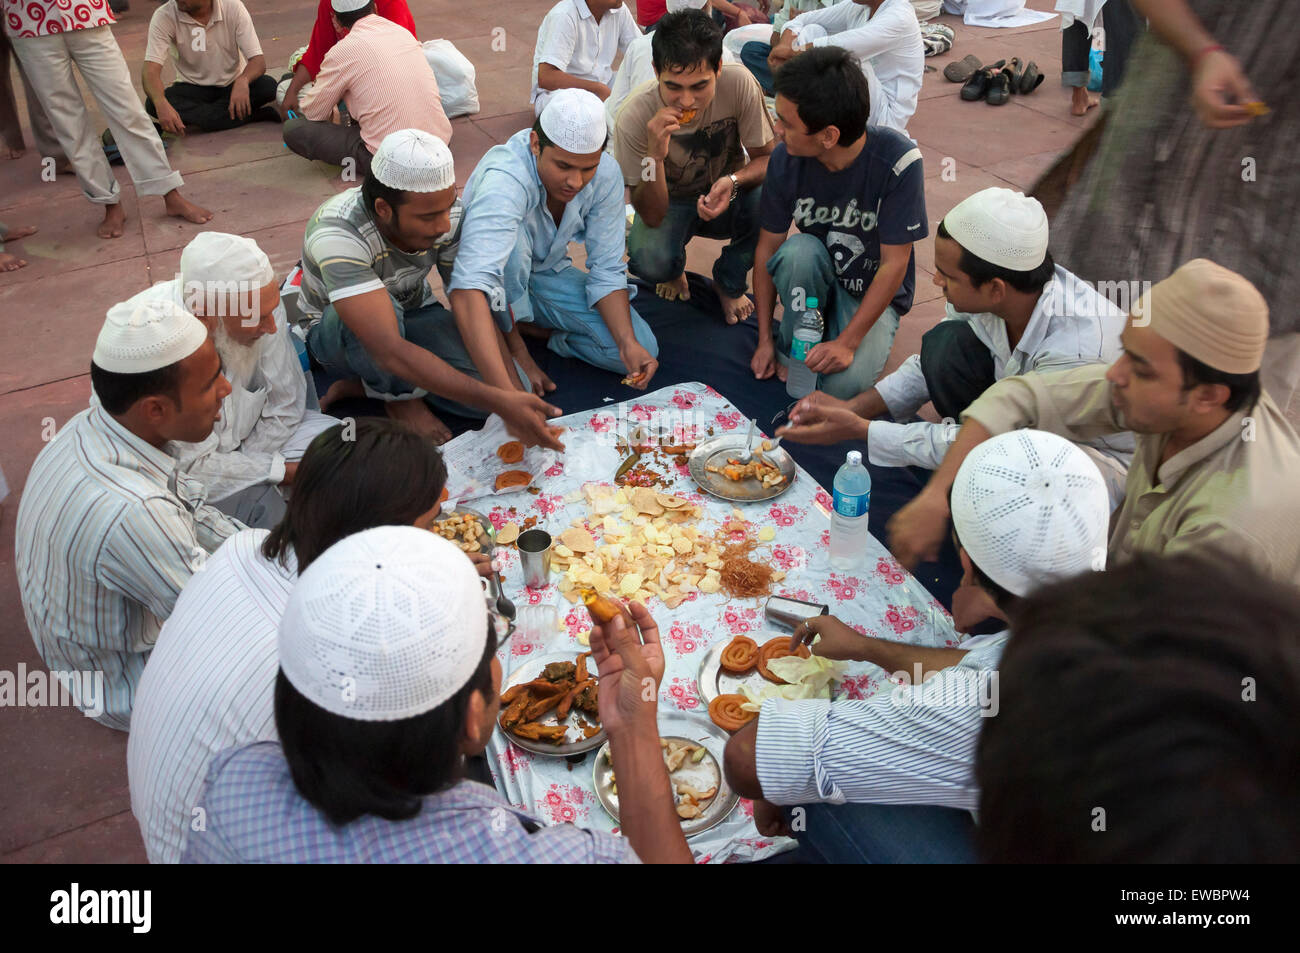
[830,450,871,570]
[785,296,824,399]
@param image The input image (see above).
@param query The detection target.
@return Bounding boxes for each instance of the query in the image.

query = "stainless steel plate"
[697,636,840,706]
[497,651,606,758]
[437,505,495,545]
[592,716,739,838]
[688,435,796,503]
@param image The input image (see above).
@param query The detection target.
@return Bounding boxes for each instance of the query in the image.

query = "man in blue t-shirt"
[751,45,926,399]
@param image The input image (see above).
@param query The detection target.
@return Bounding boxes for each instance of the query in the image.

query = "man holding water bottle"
[750,46,926,400]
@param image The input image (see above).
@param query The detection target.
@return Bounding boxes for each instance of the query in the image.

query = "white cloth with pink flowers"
[475,382,958,864]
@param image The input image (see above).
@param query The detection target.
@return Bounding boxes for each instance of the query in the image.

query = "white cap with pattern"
[951,430,1110,598]
[539,88,608,155]
[331,0,371,13]
[370,129,456,193]
[180,232,274,291]
[942,187,1049,273]
[278,526,489,721]
[92,289,209,374]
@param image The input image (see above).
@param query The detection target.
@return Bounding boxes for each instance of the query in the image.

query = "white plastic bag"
[422,39,480,118]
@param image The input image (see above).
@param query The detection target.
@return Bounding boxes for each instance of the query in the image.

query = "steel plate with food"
[497,651,606,757]
[688,435,796,502]
[431,506,495,554]
[697,634,837,731]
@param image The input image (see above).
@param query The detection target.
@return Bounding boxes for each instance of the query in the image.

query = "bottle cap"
[806,297,819,308]
[846,450,862,466]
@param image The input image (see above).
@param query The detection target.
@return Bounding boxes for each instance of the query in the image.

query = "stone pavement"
[0,0,1096,862]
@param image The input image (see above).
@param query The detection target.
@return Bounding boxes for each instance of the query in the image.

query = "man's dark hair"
[90,360,185,415]
[1175,348,1260,414]
[531,117,608,155]
[361,173,410,221]
[262,418,448,572]
[333,0,375,29]
[772,46,869,146]
[950,524,1017,615]
[275,621,496,825]
[651,9,723,74]
[936,220,1056,294]
[977,553,1300,863]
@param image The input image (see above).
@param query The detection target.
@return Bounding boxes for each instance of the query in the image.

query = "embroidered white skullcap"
[179,232,274,292]
[539,89,608,155]
[93,288,208,374]
[278,526,489,721]
[951,430,1109,598]
[331,0,371,13]
[666,0,710,11]
[943,187,1049,273]
[370,129,456,193]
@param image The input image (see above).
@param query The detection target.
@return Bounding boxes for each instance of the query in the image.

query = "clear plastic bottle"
[785,296,824,399]
[830,450,871,570]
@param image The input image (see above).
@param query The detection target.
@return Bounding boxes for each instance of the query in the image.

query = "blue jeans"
[768,232,901,399]
[525,266,659,373]
[740,41,775,96]
[789,802,977,864]
[626,185,763,299]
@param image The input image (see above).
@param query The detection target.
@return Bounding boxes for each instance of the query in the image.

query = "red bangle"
[1191,43,1225,70]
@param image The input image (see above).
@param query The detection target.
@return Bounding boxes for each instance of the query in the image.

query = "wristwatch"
[728,173,740,203]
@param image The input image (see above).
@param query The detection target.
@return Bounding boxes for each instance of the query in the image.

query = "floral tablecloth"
[467,382,958,863]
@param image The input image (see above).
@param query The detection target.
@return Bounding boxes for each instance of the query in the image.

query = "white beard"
[212,321,267,390]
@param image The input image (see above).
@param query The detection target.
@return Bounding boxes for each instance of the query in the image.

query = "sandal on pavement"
[944,54,982,83]
[1019,61,1044,94]
[986,67,1013,105]
[960,59,1004,101]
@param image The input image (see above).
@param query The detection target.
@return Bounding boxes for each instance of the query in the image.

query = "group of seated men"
[8,0,1300,864]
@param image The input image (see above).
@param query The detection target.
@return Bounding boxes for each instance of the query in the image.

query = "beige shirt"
[613,63,774,201]
[145,0,261,88]
[963,364,1300,586]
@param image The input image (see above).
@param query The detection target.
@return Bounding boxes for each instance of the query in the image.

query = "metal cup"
[765,595,829,630]
[517,529,553,589]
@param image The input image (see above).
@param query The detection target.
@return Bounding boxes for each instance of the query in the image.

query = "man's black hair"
[531,117,608,155]
[90,360,185,415]
[976,553,1300,863]
[275,621,497,826]
[334,0,375,29]
[1175,349,1260,414]
[772,46,869,146]
[937,219,1056,294]
[262,417,448,572]
[651,9,723,75]
[361,173,410,221]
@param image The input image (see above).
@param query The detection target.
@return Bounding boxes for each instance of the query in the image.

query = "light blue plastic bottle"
[830,450,871,570]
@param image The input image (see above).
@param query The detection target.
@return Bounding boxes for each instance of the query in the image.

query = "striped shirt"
[127,530,293,864]
[755,633,1009,811]
[184,742,640,864]
[14,402,242,731]
[300,14,451,155]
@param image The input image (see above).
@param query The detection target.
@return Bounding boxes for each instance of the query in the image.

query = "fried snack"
[621,373,645,386]
[679,108,698,123]
[757,636,811,683]
[706,456,787,488]
[497,441,525,464]
[719,635,759,673]
[708,694,757,733]
[496,521,521,546]
[431,512,490,553]
[495,470,532,491]
[511,722,570,743]
[583,589,634,627]
[1244,100,1270,116]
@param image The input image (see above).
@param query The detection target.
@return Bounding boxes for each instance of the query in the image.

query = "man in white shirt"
[163,232,336,528]
[532,0,640,116]
[722,429,1112,862]
[767,0,924,134]
[780,188,1134,505]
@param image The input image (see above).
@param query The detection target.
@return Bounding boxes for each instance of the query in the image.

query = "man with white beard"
[162,232,336,527]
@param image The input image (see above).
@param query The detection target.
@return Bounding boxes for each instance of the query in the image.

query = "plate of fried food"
[688,435,795,502]
[698,634,816,733]
[497,651,605,756]
[592,716,739,838]
[431,506,495,555]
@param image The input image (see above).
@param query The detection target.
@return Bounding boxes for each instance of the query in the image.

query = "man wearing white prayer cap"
[15,291,242,730]
[890,259,1300,588]
[780,185,1133,507]
[531,1,639,117]
[724,428,1111,863]
[303,130,566,449]
[449,90,659,390]
[137,231,338,528]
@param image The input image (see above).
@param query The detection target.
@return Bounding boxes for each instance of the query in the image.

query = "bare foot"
[2,144,23,160]
[2,225,37,241]
[0,252,29,272]
[654,273,691,302]
[775,362,788,383]
[1070,87,1100,116]
[98,204,126,239]
[720,291,755,325]
[319,377,364,412]
[385,398,453,444]
[163,189,213,225]
[55,159,74,175]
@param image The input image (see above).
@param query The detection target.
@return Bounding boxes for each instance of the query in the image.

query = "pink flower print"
[771,545,805,571]
[874,557,907,586]
[487,507,510,529]
[540,784,589,824]
[740,799,755,819]
[526,586,555,605]
[544,461,565,478]
[819,529,830,547]
[671,390,699,409]
[722,607,760,635]
[589,413,615,433]
[813,488,833,513]
[883,605,920,635]
[533,493,563,516]
[703,385,723,398]
[563,608,592,637]
[510,627,546,658]
[828,573,863,601]
[775,587,816,603]
[838,673,879,700]
[666,621,707,656]
[715,411,743,430]
[629,403,655,422]
[664,676,701,710]
[502,745,532,778]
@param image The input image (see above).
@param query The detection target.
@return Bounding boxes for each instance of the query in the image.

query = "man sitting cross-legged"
[751,47,925,399]
[531,0,640,116]
[301,130,564,450]
[614,8,776,325]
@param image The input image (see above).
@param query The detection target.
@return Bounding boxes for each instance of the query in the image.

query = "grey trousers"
[283,117,371,178]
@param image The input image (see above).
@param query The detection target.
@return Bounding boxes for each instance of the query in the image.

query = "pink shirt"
[301,14,451,154]
[3,0,114,38]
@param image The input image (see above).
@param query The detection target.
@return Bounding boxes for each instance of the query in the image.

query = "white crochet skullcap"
[93,288,208,374]
[331,0,370,13]
[539,88,608,154]
[278,526,489,721]
[180,232,274,291]
[943,187,1049,273]
[370,129,456,193]
[951,430,1109,598]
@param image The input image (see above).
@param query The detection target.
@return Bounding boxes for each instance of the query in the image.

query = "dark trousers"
[1061,0,1141,98]
[283,116,372,177]
[740,41,775,96]
[919,320,996,421]
[626,186,763,298]
[146,75,278,132]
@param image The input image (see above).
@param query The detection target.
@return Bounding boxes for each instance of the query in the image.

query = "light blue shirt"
[449,129,630,331]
